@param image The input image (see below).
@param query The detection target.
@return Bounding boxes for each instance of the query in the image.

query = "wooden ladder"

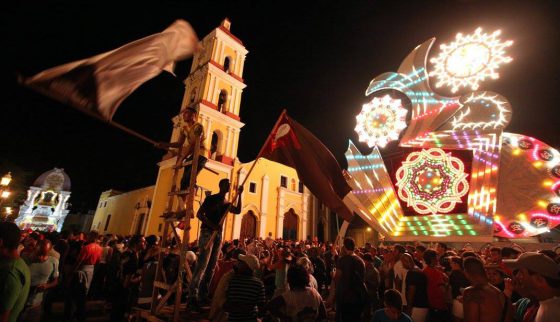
[146,132,202,322]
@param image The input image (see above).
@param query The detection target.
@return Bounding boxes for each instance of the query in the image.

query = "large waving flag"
[258,110,354,221]
[22,19,200,121]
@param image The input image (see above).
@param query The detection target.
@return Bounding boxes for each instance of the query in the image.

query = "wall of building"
[91,187,153,236]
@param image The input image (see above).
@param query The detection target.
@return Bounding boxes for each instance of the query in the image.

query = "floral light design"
[396,148,469,214]
[355,95,408,148]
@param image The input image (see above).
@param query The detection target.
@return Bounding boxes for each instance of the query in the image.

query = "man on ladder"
[189,178,243,309]
[157,106,208,217]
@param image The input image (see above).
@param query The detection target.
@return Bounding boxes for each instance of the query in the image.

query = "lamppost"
[1,172,12,219]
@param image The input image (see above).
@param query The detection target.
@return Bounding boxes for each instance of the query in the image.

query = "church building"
[16,168,72,232]
[91,19,336,242]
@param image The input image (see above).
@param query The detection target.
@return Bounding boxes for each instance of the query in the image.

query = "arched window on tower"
[217,90,228,112]
[210,131,219,160]
[224,56,231,73]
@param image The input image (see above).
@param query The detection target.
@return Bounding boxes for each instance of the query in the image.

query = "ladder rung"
[154,281,174,291]
[168,190,190,196]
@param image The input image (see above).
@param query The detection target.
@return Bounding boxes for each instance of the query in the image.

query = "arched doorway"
[283,209,298,240]
[317,218,325,242]
[240,210,257,240]
[135,213,145,235]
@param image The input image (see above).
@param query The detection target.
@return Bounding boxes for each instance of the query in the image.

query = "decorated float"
[343,28,560,241]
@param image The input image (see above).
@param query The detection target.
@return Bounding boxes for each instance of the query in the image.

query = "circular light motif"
[355,95,408,148]
[551,166,560,179]
[530,216,549,228]
[452,92,511,130]
[508,222,525,235]
[547,203,560,216]
[395,148,469,215]
[429,28,513,93]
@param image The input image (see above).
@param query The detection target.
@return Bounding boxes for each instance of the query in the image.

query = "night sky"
[2,1,559,212]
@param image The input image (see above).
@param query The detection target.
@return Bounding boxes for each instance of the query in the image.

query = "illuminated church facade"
[16,168,72,232]
[91,19,337,242]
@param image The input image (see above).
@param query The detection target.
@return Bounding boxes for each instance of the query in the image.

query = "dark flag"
[22,19,200,121]
[259,110,353,221]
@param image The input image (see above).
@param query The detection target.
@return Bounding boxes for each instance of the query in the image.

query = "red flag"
[22,20,200,121]
[259,111,353,221]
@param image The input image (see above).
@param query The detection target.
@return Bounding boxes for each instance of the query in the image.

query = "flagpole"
[24,79,164,148]
[237,109,287,189]
[204,109,288,250]
[107,120,158,146]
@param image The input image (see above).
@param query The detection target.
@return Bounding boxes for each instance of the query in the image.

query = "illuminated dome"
[33,168,71,192]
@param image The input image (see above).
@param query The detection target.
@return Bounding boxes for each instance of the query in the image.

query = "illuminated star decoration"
[452,92,511,130]
[355,95,408,148]
[396,148,469,214]
[429,28,513,93]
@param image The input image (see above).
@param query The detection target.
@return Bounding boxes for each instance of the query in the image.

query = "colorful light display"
[429,28,513,93]
[493,133,560,238]
[396,148,470,214]
[355,95,408,148]
[452,92,511,130]
[345,27,559,241]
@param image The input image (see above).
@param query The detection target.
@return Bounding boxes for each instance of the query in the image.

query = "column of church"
[259,175,269,237]
[301,188,309,240]
[225,126,232,158]
[276,188,285,238]
[311,196,318,238]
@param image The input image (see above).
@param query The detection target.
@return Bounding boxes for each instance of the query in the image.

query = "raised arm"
[229,186,244,214]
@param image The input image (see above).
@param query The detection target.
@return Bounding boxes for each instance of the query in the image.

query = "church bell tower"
[144,19,248,237]
[170,18,248,166]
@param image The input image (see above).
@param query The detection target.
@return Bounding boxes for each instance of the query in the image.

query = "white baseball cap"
[238,254,260,271]
[503,252,560,280]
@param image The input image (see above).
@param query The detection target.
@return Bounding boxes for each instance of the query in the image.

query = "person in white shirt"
[393,244,408,307]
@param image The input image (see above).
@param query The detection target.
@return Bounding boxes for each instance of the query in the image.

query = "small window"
[224,56,231,73]
[291,178,296,191]
[210,132,219,159]
[249,182,257,193]
[158,223,163,232]
[218,90,227,112]
[298,181,304,193]
[104,215,111,231]
[104,201,107,207]
[280,176,287,188]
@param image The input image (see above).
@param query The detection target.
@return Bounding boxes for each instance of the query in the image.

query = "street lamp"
[0,190,9,199]
[1,172,12,186]
[0,172,12,214]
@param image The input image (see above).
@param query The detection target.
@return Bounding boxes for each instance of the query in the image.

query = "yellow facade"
[91,19,332,242]
[91,187,153,235]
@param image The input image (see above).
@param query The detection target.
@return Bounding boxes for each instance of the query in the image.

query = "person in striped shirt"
[224,254,265,322]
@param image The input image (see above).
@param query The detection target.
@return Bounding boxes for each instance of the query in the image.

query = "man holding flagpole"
[188,179,243,309]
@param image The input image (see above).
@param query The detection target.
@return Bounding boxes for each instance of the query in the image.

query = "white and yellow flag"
[22,20,200,120]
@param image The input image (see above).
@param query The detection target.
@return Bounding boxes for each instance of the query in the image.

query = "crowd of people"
[1,219,560,322]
